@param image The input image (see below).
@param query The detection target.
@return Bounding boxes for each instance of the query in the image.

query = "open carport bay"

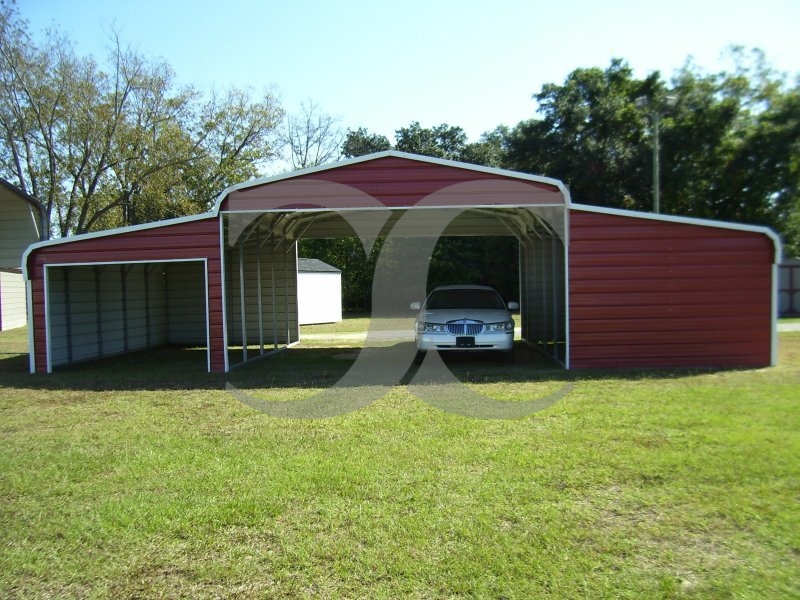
[223,205,567,369]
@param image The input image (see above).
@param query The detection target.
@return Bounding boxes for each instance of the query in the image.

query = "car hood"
[418,309,512,324]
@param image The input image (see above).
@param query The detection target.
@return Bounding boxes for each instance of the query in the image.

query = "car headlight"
[417,322,447,333]
[484,320,514,332]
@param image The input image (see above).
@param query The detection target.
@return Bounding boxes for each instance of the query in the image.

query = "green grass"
[1,322,799,598]
[300,314,373,334]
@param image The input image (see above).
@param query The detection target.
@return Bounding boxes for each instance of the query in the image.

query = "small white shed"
[297,258,342,325]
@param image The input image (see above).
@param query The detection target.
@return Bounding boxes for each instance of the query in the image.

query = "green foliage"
[506,59,659,209]
[341,127,391,158]
[0,3,283,237]
[343,121,506,168]
[506,49,800,252]
[458,126,509,168]
[299,235,519,313]
[394,121,468,160]
[428,236,518,301]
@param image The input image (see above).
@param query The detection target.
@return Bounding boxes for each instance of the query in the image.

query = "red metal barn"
[568,207,778,368]
[23,152,780,374]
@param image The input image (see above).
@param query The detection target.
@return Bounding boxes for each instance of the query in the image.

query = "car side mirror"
[410,301,421,311]
[507,301,520,310]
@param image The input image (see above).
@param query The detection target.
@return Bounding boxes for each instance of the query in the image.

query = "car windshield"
[425,289,505,310]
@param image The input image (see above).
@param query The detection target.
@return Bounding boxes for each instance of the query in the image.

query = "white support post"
[256,228,264,355]
[551,235,559,357]
[540,236,548,351]
[284,243,290,344]
[271,245,277,349]
[238,240,247,362]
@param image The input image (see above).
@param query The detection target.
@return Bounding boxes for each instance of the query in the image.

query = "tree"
[505,50,800,252]
[505,59,654,209]
[394,121,468,160]
[0,3,283,237]
[659,49,800,242]
[459,126,509,168]
[427,236,518,301]
[743,85,800,256]
[282,100,344,170]
[341,127,391,158]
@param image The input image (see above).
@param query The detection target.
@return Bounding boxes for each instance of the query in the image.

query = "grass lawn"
[1,322,799,598]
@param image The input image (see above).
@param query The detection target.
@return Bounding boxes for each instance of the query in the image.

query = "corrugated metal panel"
[48,267,97,365]
[98,266,126,355]
[569,210,774,369]
[223,156,563,211]
[166,262,206,344]
[46,264,174,369]
[28,217,223,372]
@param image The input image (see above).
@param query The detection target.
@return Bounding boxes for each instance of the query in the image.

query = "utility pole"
[635,95,677,214]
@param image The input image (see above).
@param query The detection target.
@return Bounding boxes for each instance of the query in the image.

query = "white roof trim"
[211,150,572,212]
[221,203,567,215]
[571,203,783,263]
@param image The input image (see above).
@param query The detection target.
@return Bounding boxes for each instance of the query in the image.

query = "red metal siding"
[223,156,562,210]
[27,217,225,373]
[569,210,775,369]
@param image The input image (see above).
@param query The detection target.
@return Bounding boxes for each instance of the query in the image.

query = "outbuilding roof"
[298,258,341,273]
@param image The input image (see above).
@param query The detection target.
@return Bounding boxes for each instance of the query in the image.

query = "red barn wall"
[569,209,776,369]
[26,217,224,373]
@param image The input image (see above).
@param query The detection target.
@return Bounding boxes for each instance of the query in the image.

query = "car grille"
[446,321,484,336]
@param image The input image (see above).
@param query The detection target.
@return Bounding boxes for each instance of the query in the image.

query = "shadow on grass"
[0,336,743,394]
[0,345,225,392]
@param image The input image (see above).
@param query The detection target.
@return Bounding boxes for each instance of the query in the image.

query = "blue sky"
[17,0,800,147]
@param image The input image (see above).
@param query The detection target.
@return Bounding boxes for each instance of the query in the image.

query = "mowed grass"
[1,323,799,599]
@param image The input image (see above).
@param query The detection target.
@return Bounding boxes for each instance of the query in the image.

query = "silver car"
[410,285,518,363]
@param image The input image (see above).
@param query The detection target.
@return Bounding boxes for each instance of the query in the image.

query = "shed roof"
[298,258,341,273]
